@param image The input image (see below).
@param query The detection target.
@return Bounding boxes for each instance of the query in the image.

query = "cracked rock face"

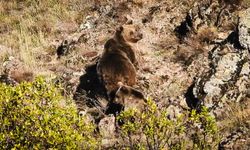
[192,8,250,115]
[238,8,250,50]
[193,50,250,115]
[204,50,243,97]
[201,46,249,109]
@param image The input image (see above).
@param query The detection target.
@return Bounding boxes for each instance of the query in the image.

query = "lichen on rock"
[238,8,250,50]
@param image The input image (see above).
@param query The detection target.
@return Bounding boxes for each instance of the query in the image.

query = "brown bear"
[97,22,145,107]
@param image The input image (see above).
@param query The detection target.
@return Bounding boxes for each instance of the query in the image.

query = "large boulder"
[191,8,250,116]
[238,8,250,50]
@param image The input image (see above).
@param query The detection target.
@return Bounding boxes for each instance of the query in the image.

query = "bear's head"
[116,23,143,43]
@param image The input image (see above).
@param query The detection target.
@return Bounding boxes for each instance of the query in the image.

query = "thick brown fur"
[97,23,144,102]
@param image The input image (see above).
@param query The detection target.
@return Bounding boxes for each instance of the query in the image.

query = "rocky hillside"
[0,0,250,149]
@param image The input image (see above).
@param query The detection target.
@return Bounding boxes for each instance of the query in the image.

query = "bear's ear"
[116,26,124,32]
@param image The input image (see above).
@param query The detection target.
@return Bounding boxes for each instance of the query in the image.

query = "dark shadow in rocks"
[225,31,244,50]
[73,62,108,112]
[184,83,201,109]
[174,13,193,40]
[0,74,17,86]
[56,40,70,59]
[105,102,124,116]
[221,26,244,50]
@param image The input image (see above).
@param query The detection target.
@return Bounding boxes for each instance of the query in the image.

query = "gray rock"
[98,115,116,139]
[238,8,250,50]
[204,52,242,97]
[79,15,97,30]
[166,105,182,120]
[191,8,250,114]
[193,44,249,111]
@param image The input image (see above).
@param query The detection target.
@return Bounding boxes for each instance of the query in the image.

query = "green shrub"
[117,99,219,150]
[0,77,99,149]
[188,107,220,150]
[117,98,186,150]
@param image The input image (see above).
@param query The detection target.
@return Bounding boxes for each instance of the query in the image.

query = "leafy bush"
[117,99,219,150]
[0,77,219,150]
[117,98,186,149]
[0,77,99,149]
[187,107,220,150]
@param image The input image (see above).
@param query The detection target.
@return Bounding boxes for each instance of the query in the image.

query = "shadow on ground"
[73,62,108,111]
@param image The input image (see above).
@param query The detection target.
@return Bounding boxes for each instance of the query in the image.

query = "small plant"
[188,107,220,150]
[0,77,99,149]
[196,26,218,44]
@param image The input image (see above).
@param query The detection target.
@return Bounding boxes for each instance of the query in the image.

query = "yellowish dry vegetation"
[0,0,91,71]
[197,26,219,43]
[218,99,250,131]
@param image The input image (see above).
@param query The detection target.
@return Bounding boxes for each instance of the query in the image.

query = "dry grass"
[243,0,250,6]
[196,26,218,44]
[0,0,92,74]
[9,69,34,83]
[218,99,250,132]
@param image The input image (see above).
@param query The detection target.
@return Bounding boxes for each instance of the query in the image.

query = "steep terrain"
[0,0,250,149]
